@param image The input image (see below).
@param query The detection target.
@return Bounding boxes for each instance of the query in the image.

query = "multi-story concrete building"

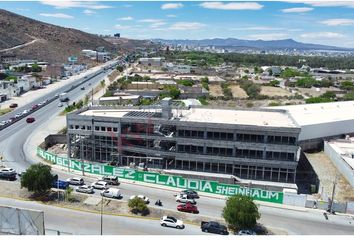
[66,98,301,183]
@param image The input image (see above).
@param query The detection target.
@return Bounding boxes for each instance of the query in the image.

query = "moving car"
[180,189,200,199]
[201,221,229,235]
[177,203,199,214]
[99,175,120,185]
[9,103,18,108]
[76,185,94,194]
[100,188,122,199]
[52,180,69,189]
[66,177,84,185]
[130,195,150,204]
[175,194,196,204]
[238,230,256,235]
[0,168,17,180]
[160,216,184,229]
[91,181,108,190]
[80,87,85,90]
[58,102,63,107]
[26,117,35,123]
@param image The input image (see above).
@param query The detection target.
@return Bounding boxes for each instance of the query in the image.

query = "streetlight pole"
[100,194,103,235]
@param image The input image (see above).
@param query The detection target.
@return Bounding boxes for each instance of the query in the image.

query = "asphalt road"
[0,61,354,235]
[0,197,206,235]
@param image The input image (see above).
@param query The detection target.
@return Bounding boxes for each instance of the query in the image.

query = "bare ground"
[209,84,224,97]
[260,86,293,97]
[305,152,354,202]
[229,85,248,99]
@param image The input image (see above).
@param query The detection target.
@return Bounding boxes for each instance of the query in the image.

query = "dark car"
[201,221,229,235]
[52,180,69,189]
[31,104,38,110]
[9,103,18,108]
[181,189,200,199]
[177,203,199,214]
[80,87,85,90]
[26,117,35,123]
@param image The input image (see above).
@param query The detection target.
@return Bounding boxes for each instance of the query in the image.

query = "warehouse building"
[270,101,354,150]
[67,98,301,183]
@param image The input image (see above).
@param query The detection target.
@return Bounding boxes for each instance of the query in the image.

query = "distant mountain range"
[153,38,353,51]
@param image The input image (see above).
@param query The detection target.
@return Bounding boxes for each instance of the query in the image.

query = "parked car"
[9,103,18,108]
[14,113,22,118]
[201,221,229,235]
[58,102,63,107]
[100,188,122,199]
[66,177,84,185]
[52,180,69,189]
[22,110,29,115]
[180,189,200,199]
[80,87,85,90]
[31,104,38,110]
[91,181,108,190]
[238,230,256,235]
[26,117,35,123]
[177,203,199,214]
[160,216,184,229]
[129,195,150,204]
[99,175,120,185]
[75,185,94,194]
[176,194,196,204]
[0,168,17,180]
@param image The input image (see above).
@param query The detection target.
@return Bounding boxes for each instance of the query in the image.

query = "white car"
[0,168,16,174]
[58,102,63,107]
[76,185,94,194]
[130,195,150,204]
[91,181,108,190]
[160,216,184,229]
[238,230,256,235]
[100,188,122,199]
[22,110,29,115]
[175,194,196,204]
[66,177,84,185]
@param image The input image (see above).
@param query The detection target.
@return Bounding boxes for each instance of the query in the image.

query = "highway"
[0,61,354,235]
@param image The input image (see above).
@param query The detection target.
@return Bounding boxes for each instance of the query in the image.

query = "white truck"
[59,92,69,102]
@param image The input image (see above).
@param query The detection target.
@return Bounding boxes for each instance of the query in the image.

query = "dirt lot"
[260,86,293,97]
[305,152,354,202]
[296,87,342,97]
[229,85,248,99]
[209,84,224,97]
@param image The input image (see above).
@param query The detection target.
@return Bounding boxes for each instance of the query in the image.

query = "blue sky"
[2,1,354,47]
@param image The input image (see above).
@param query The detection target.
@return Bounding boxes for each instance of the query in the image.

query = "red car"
[177,203,199,214]
[31,104,38,110]
[26,117,35,123]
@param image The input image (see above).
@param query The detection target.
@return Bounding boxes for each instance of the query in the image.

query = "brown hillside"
[0,9,116,63]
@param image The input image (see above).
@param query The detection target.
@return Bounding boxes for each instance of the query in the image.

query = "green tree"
[116,65,124,72]
[340,81,354,90]
[64,187,75,202]
[177,79,194,87]
[222,195,260,233]
[128,197,149,215]
[20,163,54,195]
[269,80,280,87]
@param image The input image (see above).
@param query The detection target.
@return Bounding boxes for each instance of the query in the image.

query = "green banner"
[37,147,283,204]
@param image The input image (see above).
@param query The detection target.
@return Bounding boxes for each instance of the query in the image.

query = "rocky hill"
[0,9,116,63]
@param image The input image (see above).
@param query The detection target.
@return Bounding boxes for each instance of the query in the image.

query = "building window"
[101,126,106,131]
[113,127,118,132]
[95,126,99,131]
[87,126,91,130]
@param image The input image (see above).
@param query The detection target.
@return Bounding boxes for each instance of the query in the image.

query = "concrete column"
[233,147,236,157]
[263,147,266,159]
[203,130,207,140]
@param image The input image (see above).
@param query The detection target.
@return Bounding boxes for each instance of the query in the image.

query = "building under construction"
[66,98,301,183]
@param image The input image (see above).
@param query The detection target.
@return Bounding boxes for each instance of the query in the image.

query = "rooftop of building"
[327,137,354,170]
[78,106,297,128]
[270,101,354,126]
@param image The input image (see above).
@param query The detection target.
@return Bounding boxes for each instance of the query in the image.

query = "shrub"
[128,197,150,216]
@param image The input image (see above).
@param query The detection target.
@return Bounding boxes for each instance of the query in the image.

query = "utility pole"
[329,174,339,213]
